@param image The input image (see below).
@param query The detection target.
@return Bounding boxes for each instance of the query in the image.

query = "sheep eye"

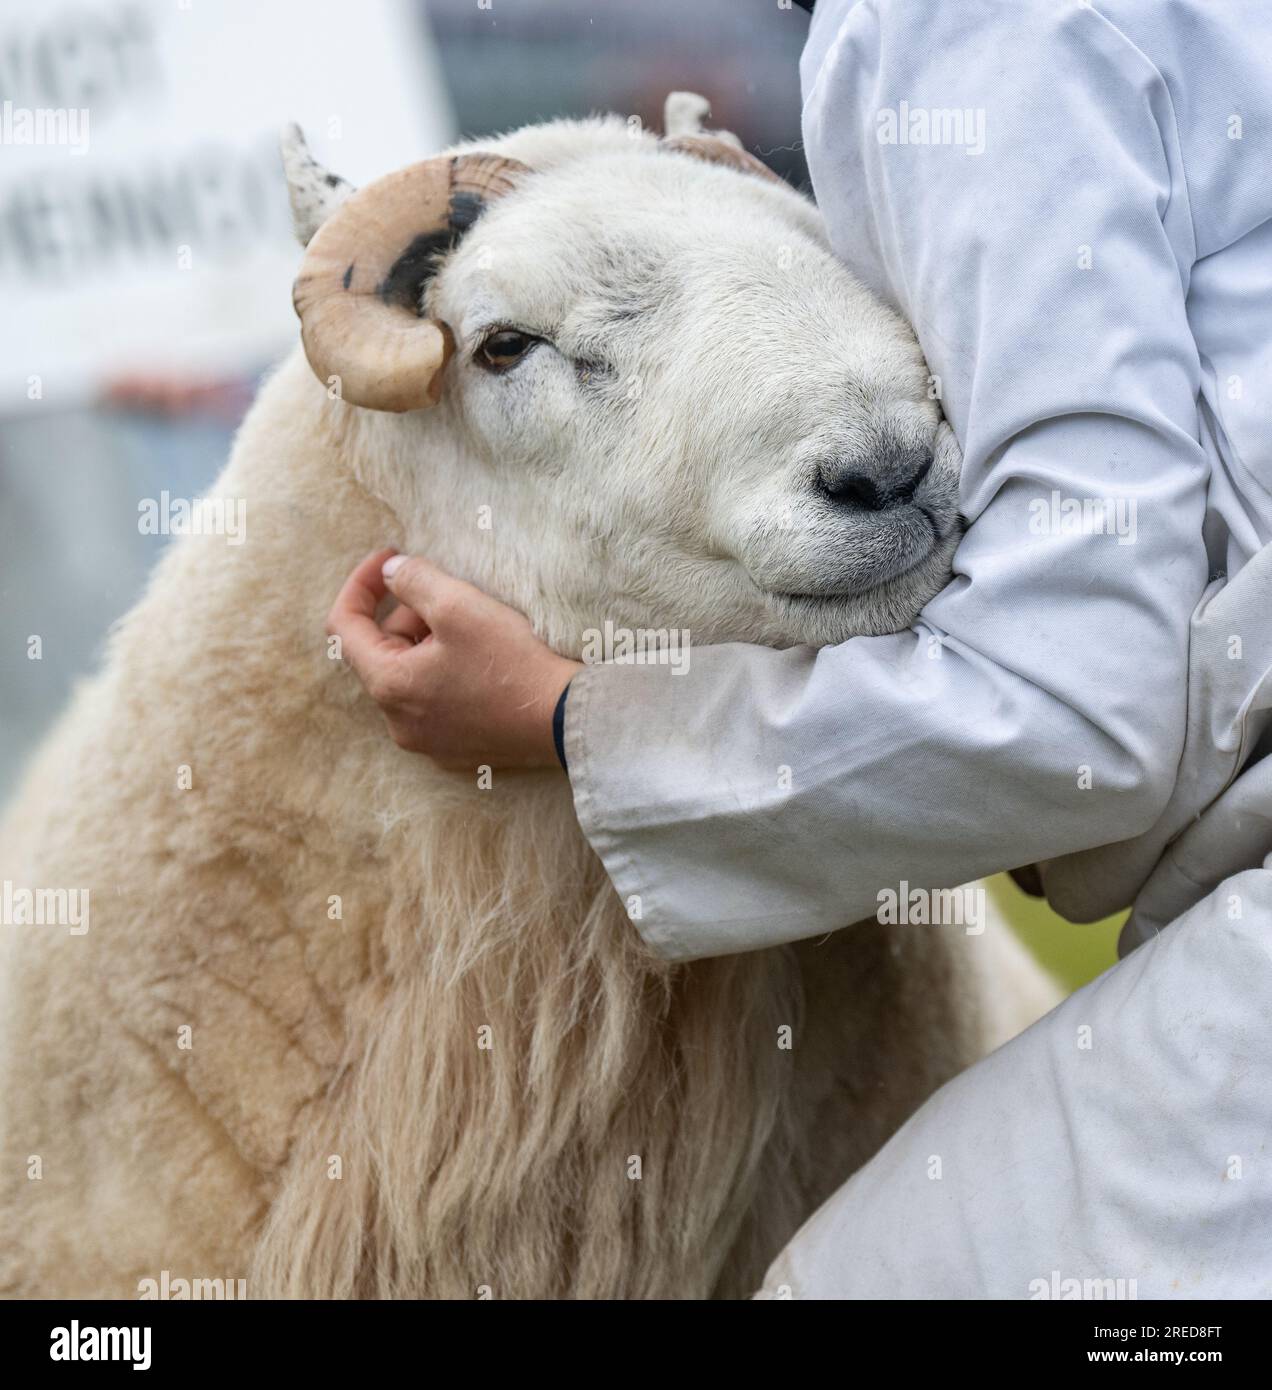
[476,329,539,373]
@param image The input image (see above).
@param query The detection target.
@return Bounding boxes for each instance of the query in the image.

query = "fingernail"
[382,555,406,580]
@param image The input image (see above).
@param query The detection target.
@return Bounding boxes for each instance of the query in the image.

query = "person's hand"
[326,550,581,770]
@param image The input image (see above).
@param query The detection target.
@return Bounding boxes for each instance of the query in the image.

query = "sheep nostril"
[819,449,934,512]
[822,471,885,511]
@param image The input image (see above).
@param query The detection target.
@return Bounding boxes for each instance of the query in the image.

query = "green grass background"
[989,873,1126,993]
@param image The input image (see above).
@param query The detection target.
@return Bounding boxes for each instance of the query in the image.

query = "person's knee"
[1210,867,1272,945]
[1163,867,1272,972]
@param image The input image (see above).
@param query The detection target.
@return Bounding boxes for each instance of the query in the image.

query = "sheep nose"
[819,448,933,511]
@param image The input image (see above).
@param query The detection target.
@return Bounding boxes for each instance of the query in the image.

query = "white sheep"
[0,95,1058,1299]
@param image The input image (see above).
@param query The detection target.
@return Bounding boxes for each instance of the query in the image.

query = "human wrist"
[551,681,571,771]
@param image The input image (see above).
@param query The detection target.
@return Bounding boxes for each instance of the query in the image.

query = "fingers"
[381,554,483,631]
[329,549,509,709]
[383,602,429,644]
[326,550,413,680]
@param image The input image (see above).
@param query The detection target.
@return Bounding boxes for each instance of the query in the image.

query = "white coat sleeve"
[564,0,1210,961]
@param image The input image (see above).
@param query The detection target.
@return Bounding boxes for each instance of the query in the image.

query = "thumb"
[381,553,477,630]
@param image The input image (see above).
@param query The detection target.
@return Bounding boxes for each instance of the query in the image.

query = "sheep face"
[298,118,962,652]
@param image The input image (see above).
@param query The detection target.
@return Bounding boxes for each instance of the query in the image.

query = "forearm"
[565,0,1211,960]
[567,621,1181,961]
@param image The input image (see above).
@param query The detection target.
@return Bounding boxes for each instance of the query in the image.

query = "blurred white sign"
[0,0,454,414]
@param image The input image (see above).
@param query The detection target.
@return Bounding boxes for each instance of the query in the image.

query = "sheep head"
[284,101,777,415]
[281,96,963,650]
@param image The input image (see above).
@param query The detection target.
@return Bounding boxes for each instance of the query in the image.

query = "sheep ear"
[661,91,782,184]
[663,90,743,151]
[280,123,355,247]
[664,91,711,138]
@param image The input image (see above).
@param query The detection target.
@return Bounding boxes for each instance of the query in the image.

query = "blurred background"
[0,0,1121,989]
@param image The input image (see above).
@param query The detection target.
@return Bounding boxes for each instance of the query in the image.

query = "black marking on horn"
[342,263,354,290]
[374,170,499,311]
[376,230,457,309]
[448,189,485,234]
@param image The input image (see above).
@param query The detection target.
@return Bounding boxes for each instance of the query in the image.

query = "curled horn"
[292,152,529,412]
[661,90,783,186]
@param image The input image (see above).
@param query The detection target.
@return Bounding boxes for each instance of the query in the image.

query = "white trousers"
[757,865,1272,1299]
